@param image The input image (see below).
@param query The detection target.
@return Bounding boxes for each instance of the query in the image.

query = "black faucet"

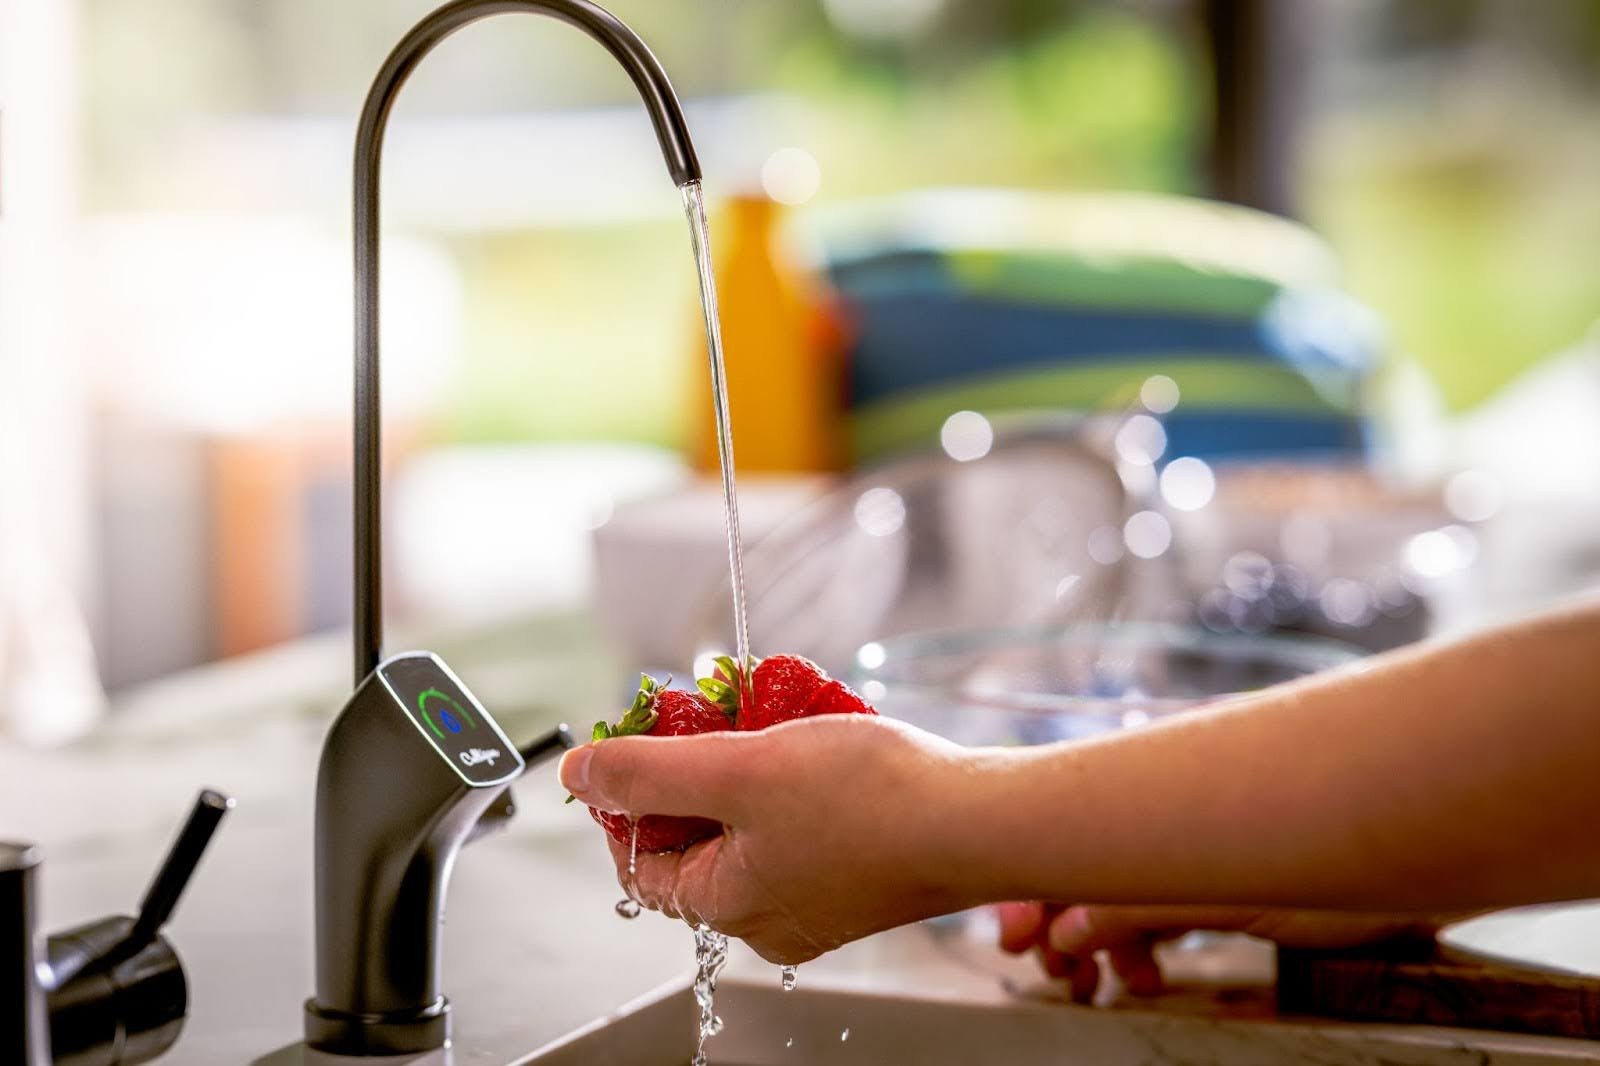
[303,0,702,1055]
[2,790,233,1066]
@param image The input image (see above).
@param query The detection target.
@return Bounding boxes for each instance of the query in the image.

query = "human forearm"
[949,597,1600,911]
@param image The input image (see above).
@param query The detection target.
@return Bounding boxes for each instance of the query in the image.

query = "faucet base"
[304,996,449,1055]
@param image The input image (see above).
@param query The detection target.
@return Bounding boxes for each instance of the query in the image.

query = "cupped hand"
[996,901,1451,1003]
[560,714,977,964]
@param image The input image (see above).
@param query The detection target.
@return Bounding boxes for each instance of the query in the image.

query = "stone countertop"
[3,611,1597,1063]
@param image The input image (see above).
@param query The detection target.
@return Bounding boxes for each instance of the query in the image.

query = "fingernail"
[995,902,1038,954]
[1048,907,1089,953]
[560,746,593,796]
[995,901,1029,923]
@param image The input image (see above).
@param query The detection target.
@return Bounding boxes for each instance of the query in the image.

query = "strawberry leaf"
[697,676,739,717]
[713,655,742,684]
[697,677,733,700]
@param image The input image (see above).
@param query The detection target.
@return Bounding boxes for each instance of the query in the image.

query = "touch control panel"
[375,652,524,786]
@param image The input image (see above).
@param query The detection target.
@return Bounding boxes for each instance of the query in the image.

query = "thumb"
[559,731,752,819]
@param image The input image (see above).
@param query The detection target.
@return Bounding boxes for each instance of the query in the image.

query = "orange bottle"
[688,194,846,474]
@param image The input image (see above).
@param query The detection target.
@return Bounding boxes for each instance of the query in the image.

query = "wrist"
[908,743,1052,912]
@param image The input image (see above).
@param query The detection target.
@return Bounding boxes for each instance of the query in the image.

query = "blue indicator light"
[416,688,478,739]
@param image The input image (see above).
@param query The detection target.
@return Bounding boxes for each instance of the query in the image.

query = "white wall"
[0,0,89,597]
[0,0,105,741]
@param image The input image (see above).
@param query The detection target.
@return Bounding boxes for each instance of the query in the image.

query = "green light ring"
[417,687,477,738]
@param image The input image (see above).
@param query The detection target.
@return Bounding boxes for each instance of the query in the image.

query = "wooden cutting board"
[1278,902,1600,1039]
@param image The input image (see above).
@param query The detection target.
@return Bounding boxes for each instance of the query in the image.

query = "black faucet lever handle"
[465,725,577,846]
[520,723,576,767]
[132,789,235,944]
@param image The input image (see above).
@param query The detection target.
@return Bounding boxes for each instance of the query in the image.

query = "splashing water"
[780,965,797,992]
[692,924,730,1066]
[681,181,753,692]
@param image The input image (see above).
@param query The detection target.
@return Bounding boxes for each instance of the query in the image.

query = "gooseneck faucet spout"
[354,0,702,685]
[309,0,691,1056]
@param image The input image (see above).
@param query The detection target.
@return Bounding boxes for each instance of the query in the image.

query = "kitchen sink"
[521,977,1153,1065]
[520,924,1600,1065]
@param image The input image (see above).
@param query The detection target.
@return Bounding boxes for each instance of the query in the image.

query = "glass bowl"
[855,622,1364,966]
[851,622,1362,748]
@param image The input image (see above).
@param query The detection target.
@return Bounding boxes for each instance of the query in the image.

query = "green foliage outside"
[79,0,1600,444]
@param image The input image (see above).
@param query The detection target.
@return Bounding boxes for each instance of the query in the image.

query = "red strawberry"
[585,674,732,853]
[697,652,877,730]
[804,678,878,718]
[638,687,735,737]
[740,654,827,731]
[589,806,721,854]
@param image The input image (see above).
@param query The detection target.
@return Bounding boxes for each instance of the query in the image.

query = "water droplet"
[627,821,639,880]
[840,1027,850,1042]
[614,898,640,920]
[780,964,797,992]
[786,1037,794,1048]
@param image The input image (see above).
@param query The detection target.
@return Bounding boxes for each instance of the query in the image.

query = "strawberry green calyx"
[713,655,745,684]
[590,673,666,741]
[568,674,669,804]
[698,654,753,719]
[697,677,738,716]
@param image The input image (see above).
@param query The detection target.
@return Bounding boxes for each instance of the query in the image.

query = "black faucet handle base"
[304,996,449,1055]
[47,921,188,1066]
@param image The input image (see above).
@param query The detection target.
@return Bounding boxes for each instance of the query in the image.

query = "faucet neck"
[352,0,702,684]
[1,844,49,1066]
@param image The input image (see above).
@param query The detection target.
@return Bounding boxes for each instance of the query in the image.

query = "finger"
[741,926,828,967]
[608,828,733,931]
[1106,943,1163,997]
[1034,944,1073,980]
[1068,955,1100,1005]
[621,841,689,916]
[996,902,1048,954]
[1049,904,1208,955]
[605,832,666,910]
[561,732,753,819]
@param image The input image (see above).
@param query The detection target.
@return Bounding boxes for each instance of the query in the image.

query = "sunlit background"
[3,0,1599,742]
